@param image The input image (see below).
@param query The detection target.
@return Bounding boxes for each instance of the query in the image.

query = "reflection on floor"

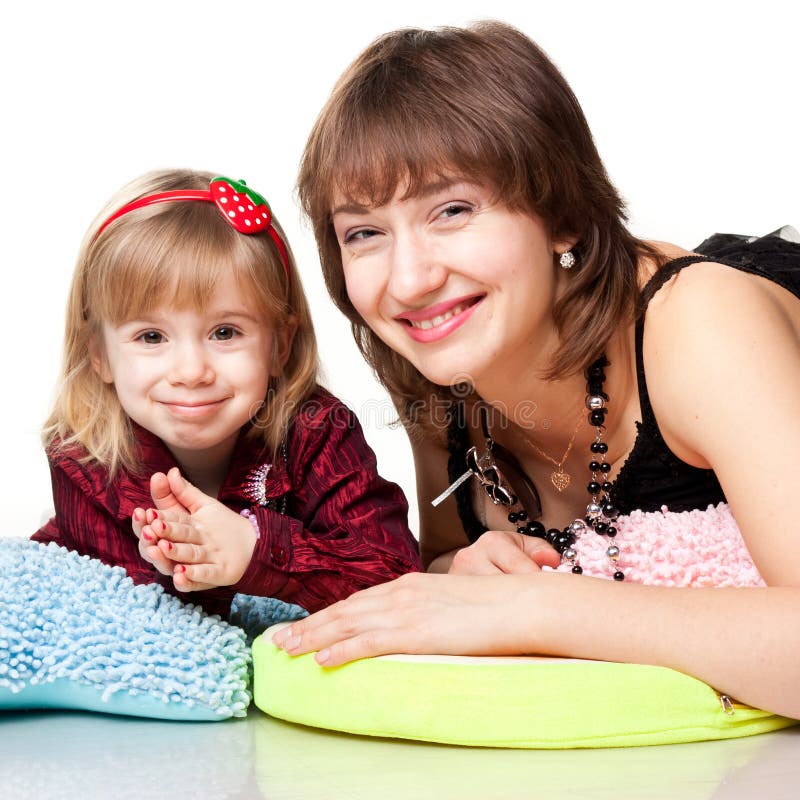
[2,709,799,800]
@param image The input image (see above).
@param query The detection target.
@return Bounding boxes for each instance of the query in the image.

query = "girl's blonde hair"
[298,22,660,436]
[45,168,318,474]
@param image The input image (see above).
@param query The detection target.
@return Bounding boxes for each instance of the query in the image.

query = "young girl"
[33,168,420,618]
[274,22,800,719]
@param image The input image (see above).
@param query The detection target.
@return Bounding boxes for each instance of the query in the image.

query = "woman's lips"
[396,295,484,343]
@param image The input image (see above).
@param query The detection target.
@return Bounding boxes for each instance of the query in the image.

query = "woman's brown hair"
[45,168,319,474]
[299,21,658,434]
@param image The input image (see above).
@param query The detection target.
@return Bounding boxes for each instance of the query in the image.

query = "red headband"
[96,177,290,285]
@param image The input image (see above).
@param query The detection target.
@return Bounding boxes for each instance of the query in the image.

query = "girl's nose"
[386,231,447,304]
[168,341,215,386]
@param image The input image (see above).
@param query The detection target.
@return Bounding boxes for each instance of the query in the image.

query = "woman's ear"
[552,233,580,258]
[271,316,298,376]
[88,334,113,384]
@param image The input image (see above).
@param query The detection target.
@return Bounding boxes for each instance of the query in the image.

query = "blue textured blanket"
[1,539,254,720]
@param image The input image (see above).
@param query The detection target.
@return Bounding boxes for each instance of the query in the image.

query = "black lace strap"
[634,256,710,431]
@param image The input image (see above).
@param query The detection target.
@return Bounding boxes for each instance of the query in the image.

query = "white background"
[1,0,797,539]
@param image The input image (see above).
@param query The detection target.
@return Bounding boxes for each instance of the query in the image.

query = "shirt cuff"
[231,506,296,598]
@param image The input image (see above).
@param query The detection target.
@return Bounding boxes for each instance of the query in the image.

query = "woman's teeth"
[409,302,469,330]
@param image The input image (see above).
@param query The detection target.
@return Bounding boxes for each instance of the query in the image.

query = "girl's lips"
[398,296,484,343]
[160,399,227,418]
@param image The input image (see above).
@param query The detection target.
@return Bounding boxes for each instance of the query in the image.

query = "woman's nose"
[386,231,447,304]
[168,341,215,386]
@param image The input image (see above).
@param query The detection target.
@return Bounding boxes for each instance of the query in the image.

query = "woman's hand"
[448,530,561,575]
[272,571,540,666]
[136,467,257,592]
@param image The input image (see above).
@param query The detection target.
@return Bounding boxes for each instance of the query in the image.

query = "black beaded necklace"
[434,355,624,580]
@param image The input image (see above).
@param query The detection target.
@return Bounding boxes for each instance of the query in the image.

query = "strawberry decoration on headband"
[95,177,290,285]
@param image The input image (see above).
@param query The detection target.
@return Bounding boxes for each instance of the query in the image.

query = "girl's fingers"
[159,539,205,564]
[172,563,216,592]
[132,508,145,538]
[142,543,176,576]
[150,518,203,545]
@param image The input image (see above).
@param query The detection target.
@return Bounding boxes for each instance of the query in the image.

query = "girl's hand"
[132,470,195,575]
[448,530,561,575]
[132,507,178,576]
[272,571,540,666]
[150,467,257,592]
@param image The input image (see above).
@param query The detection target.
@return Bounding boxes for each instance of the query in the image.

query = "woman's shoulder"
[641,232,800,316]
[640,247,800,466]
[645,254,798,335]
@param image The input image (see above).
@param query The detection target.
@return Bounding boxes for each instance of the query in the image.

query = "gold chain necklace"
[519,407,585,492]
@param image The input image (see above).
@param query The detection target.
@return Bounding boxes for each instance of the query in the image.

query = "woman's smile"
[395,294,484,341]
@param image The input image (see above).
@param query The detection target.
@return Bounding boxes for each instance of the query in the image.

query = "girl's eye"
[138,331,164,345]
[211,326,238,341]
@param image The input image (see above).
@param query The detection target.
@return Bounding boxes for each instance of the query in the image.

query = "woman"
[274,21,800,718]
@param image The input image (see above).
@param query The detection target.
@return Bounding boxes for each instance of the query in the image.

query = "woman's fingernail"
[177,564,186,573]
[316,649,330,664]
[272,629,289,646]
[142,531,153,542]
[152,511,159,519]
[134,509,143,521]
[166,541,173,550]
[286,635,302,651]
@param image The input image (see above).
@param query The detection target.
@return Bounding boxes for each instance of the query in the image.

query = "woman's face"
[332,179,572,389]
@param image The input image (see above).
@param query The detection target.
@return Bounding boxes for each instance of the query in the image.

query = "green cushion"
[253,624,795,748]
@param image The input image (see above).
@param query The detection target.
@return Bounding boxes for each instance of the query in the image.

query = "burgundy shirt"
[33,389,420,617]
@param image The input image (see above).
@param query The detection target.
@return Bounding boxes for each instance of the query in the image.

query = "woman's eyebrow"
[332,201,371,216]
[332,179,470,217]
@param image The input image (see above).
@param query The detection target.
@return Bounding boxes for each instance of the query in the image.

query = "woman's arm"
[274,262,800,718]
[273,571,800,717]
[407,430,470,570]
[644,261,800,585]
[406,420,558,573]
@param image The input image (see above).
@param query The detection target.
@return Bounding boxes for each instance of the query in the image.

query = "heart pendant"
[551,470,571,492]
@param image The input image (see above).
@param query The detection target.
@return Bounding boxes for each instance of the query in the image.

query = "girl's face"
[92,273,285,470]
[332,180,572,390]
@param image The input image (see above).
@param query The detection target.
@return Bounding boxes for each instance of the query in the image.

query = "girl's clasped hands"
[132,467,257,592]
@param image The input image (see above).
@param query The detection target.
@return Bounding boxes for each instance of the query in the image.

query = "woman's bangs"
[325,105,500,211]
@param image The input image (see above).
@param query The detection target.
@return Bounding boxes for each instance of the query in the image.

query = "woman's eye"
[211,326,238,341]
[343,228,379,245]
[439,203,471,220]
[138,331,164,345]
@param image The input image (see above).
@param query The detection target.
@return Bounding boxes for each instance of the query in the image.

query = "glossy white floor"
[2,708,798,800]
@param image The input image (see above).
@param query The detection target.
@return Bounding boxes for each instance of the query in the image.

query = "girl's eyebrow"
[209,310,261,323]
[331,178,471,217]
